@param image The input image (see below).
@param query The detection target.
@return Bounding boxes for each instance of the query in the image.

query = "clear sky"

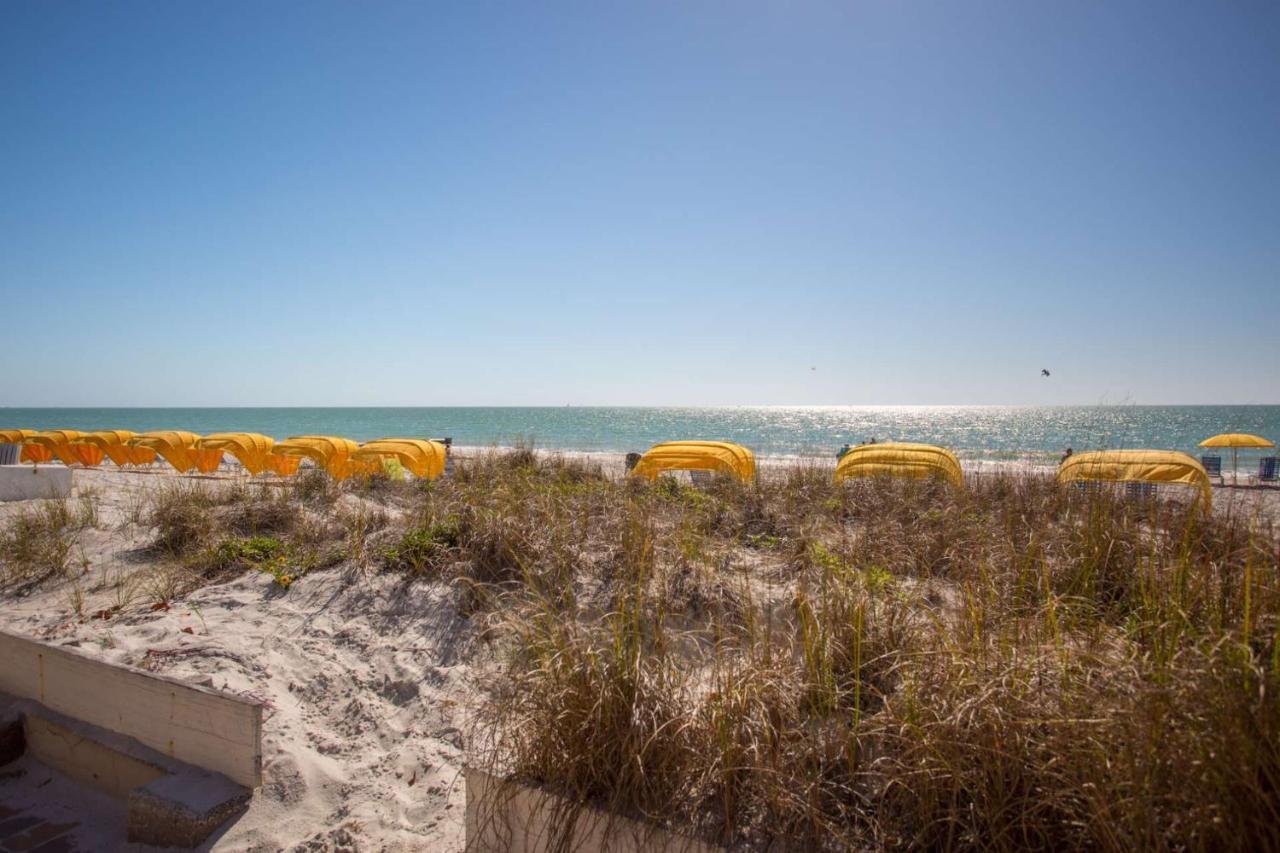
[2,1,1278,407]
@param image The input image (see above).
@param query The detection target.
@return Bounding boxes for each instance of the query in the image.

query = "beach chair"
[1200,455,1224,485]
[1252,456,1279,487]
[1072,480,1104,497]
[1125,481,1158,501]
[689,470,714,487]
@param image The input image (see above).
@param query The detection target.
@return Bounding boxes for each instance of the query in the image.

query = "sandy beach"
[1,451,1278,850]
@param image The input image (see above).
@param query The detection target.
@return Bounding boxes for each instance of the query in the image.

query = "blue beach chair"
[1200,455,1223,485]
[1125,481,1158,500]
[1253,456,1279,487]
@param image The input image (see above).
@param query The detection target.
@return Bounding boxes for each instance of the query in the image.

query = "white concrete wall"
[0,465,73,502]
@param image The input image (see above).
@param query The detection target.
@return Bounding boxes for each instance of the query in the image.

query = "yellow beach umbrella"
[1199,433,1275,485]
[127,431,223,474]
[352,439,449,480]
[272,436,369,480]
[72,430,158,466]
[24,430,99,466]
[195,432,279,475]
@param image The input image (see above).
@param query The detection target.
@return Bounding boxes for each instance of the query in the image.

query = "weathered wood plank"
[0,628,262,787]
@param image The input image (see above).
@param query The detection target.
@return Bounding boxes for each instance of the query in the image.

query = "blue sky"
[2,1,1277,406]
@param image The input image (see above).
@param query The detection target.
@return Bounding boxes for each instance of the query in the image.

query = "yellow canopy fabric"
[23,430,101,467]
[1057,449,1212,512]
[21,446,54,464]
[72,430,157,466]
[271,435,368,479]
[195,433,279,475]
[352,439,448,480]
[1198,433,1275,449]
[629,441,756,484]
[127,431,223,474]
[265,453,302,476]
[833,442,965,489]
[1,430,55,464]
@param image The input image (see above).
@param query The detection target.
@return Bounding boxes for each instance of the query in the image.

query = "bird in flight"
[1041,369,1051,377]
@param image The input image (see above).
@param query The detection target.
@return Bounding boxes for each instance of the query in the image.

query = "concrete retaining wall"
[465,767,720,853]
[0,465,72,502]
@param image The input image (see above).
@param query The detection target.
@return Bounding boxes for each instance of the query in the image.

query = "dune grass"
[442,454,1280,852]
[0,494,99,590]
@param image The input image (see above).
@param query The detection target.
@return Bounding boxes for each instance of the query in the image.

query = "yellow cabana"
[271,435,368,479]
[1057,449,1212,512]
[265,454,302,476]
[127,431,223,474]
[833,442,965,489]
[23,430,101,467]
[628,441,755,484]
[352,439,448,480]
[1199,433,1276,485]
[1,430,54,464]
[195,433,280,475]
[72,430,157,466]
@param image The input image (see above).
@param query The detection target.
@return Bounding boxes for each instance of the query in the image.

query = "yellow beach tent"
[629,441,756,484]
[1198,433,1275,485]
[271,436,367,479]
[0,430,54,464]
[1057,449,1212,512]
[352,439,448,480]
[195,433,281,475]
[23,430,101,467]
[72,431,157,467]
[834,442,965,489]
[127,431,223,474]
[265,454,302,476]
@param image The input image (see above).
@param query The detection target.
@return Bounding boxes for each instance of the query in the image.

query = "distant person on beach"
[837,443,852,460]
[1061,447,1073,464]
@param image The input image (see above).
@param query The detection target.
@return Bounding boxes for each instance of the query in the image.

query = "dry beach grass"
[0,449,1278,850]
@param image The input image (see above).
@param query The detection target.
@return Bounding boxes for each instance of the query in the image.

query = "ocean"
[2,406,1278,467]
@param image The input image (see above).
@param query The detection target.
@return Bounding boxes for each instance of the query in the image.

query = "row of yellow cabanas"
[626,440,965,488]
[2,428,1245,510]
[626,440,1216,512]
[0,430,449,481]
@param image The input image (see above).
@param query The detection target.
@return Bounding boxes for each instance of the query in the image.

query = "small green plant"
[193,535,310,589]
[65,577,85,617]
[382,517,462,574]
[198,535,284,571]
[259,551,313,589]
[743,532,779,550]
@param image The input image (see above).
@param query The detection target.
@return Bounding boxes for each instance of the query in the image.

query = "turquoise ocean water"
[2,407,1278,467]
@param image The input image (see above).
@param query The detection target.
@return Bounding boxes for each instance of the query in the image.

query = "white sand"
[0,467,473,852]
